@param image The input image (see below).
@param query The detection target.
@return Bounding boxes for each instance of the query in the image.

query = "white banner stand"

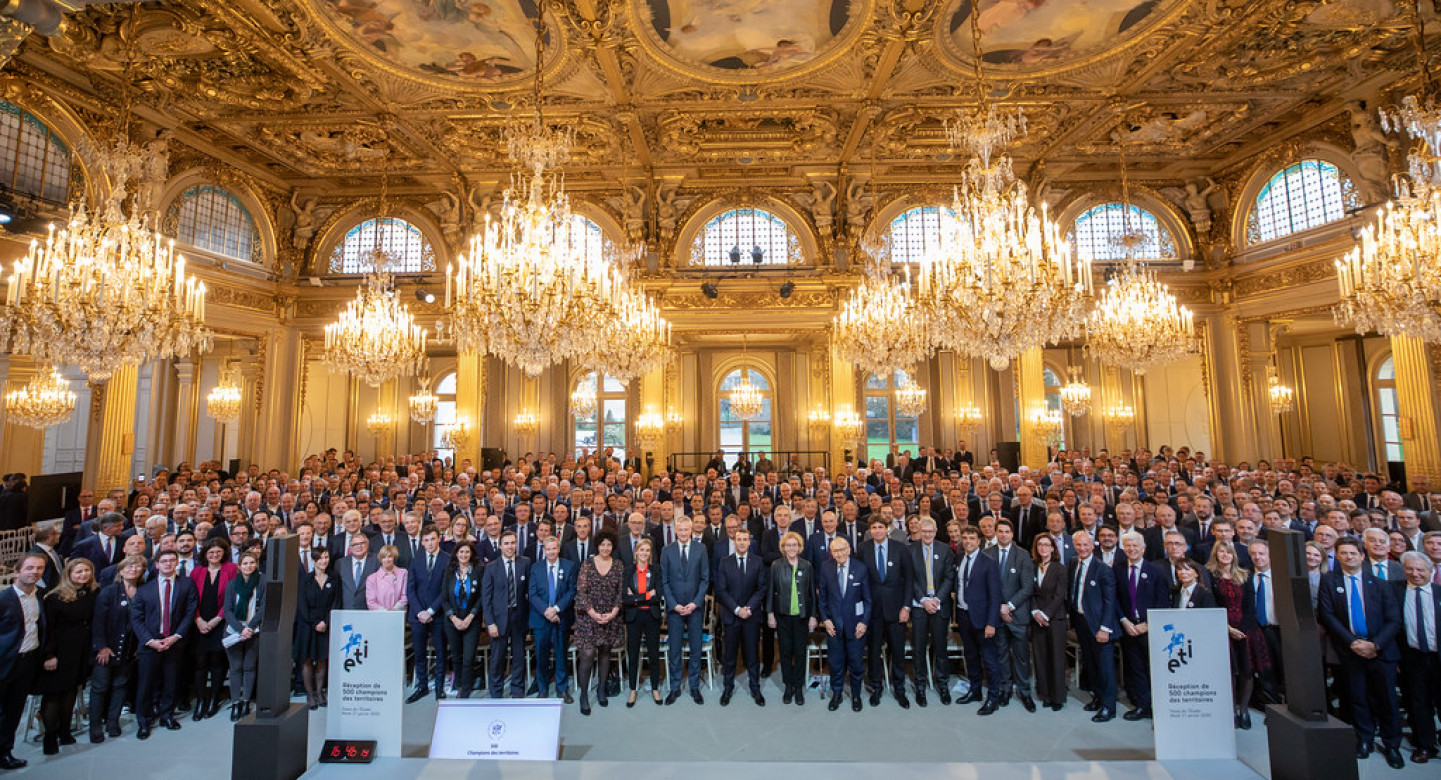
[1148,607,1236,760]
[429,699,564,761]
[326,609,405,756]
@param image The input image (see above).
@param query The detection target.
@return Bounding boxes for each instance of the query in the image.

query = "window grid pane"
[329,217,436,274]
[696,208,796,266]
[888,206,954,264]
[0,102,70,204]
[1071,203,1177,262]
[175,186,259,262]
[1248,160,1359,245]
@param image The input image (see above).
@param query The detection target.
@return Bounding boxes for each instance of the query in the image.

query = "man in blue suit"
[482,530,531,698]
[663,516,710,704]
[528,537,577,703]
[954,525,1004,714]
[130,549,198,739]
[819,536,871,712]
[1319,537,1406,768]
[405,526,449,702]
[1114,530,1168,720]
[713,527,768,706]
[1068,530,1119,722]
[0,555,45,769]
[72,512,127,573]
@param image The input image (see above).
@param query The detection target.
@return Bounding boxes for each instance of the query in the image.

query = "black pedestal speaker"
[481,447,504,471]
[232,536,307,780]
[996,441,1020,472]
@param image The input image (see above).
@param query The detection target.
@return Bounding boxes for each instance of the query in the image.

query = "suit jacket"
[336,555,381,611]
[1010,504,1048,549]
[72,534,124,573]
[560,537,598,564]
[857,538,914,621]
[365,529,412,567]
[480,556,531,633]
[1364,559,1405,582]
[130,574,199,647]
[818,558,872,632]
[1318,568,1403,662]
[615,534,651,568]
[1393,580,1441,651]
[910,541,957,609]
[1032,562,1068,623]
[405,549,451,619]
[527,557,578,630]
[1143,524,1198,561]
[1042,533,1079,567]
[955,550,1003,629]
[29,545,62,595]
[1067,555,1119,635]
[622,563,664,622]
[1113,558,1169,624]
[60,505,99,555]
[764,558,815,618]
[0,586,45,679]
[475,535,504,565]
[1175,584,1218,610]
[439,566,484,621]
[91,580,132,655]
[804,531,843,572]
[713,552,767,626]
[661,539,709,611]
[983,544,1035,624]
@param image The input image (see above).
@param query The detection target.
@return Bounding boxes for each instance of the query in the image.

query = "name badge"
[855,602,864,617]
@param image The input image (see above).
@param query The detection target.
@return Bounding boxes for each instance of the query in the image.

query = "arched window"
[719,368,772,462]
[692,207,799,266]
[431,372,458,461]
[1374,356,1402,463]
[1012,366,1067,449]
[170,185,261,263]
[864,369,921,465]
[568,213,612,265]
[328,217,436,274]
[1071,203,1178,262]
[888,205,955,264]
[573,372,628,460]
[0,100,72,204]
[1246,160,1362,245]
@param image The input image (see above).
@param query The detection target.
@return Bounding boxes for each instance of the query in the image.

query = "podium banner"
[326,609,405,756]
[1148,607,1236,760]
[429,699,564,761]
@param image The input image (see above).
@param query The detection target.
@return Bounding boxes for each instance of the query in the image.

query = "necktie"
[877,544,886,583]
[427,553,435,574]
[1256,573,1268,626]
[961,555,972,607]
[839,564,846,592]
[578,541,586,559]
[1129,565,1139,618]
[999,548,1007,571]
[413,539,420,557]
[739,556,745,576]
[548,564,557,607]
[353,559,363,588]
[1416,587,1430,652]
[160,579,171,635]
[681,544,688,566]
[924,545,934,594]
[1073,561,1084,607]
[1349,575,1368,638]
[103,537,112,562]
[666,525,674,545]
[506,560,516,608]
[1375,562,1385,580]
[789,566,799,614]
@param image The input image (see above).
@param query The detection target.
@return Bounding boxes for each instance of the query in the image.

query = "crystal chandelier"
[366,410,394,438]
[834,409,864,444]
[441,419,472,449]
[807,405,832,433]
[581,288,673,384]
[1380,1,1441,190]
[634,408,666,449]
[206,365,243,423]
[409,378,438,424]
[917,12,1091,371]
[1031,409,1064,444]
[895,374,928,417]
[569,377,597,418]
[324,255,428,387]
[729,336,765,421]
[4,367,75,429]
[1059,365,1091,417]
[513,409,539,437]
[1266,367,1294,414]
[955,403,985,433]
[834,237,934,378]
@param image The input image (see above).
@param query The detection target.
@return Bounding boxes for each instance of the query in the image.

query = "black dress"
[293,574,340,661]
[33,589,99,694]
[195,570,225,652]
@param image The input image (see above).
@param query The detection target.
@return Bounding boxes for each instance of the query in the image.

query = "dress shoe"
[1083,698,1102,712]
[828,693,843,711]
[1091,707,1115,722]
[652,691,663,705]
[937,690,951,706]
[58,733,75,746]
[90,732,105,745]
[1123,706,1152,721]
[106,724,122,738]
[307,694,320,711]
[626,692,638,708]
[999,690,1012,707]
[691,689,704,705]
[563,692,574,705]
[137,723,152,741]
[42,736,57,756]
[795,690,805,706]
[230,701,244,722]
[1410,748,1434,763]
[753,692,766,707]
[435,688,446,700]
[162,718,182,731]
[915,691,928,708]
[1384,748,1405,769]
[1018,692,1036,713]
[720,689,733,707]
[895,692,910,709]
[1238,709,1252,730]
[1356,741,1374,759]
[958,689,982,705]
[0,754,27,770]
[665,690,682,705]
[869,692,882,707]
[1049,702,1064,711]
[978,700,999,716]
[597,695,608,708]
[782,687,794,705]
[851,697,862,713]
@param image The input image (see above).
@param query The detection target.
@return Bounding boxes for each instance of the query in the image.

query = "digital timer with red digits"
[318,739,378,764]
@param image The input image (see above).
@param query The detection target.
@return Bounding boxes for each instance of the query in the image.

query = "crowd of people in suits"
[0,443,1439,771]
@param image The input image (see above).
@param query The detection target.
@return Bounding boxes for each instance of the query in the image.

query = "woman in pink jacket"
[365,544,408,612]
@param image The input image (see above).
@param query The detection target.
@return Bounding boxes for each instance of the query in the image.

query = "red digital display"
[319,739,378,764]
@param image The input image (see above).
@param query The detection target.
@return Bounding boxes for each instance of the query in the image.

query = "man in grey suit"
[662,516,710,705]
[984,519,1036,711]
[337,534,380,610]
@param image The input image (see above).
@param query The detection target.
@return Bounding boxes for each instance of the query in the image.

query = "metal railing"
[665,450,831,475]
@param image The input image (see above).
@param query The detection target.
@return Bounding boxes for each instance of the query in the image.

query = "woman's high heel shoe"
[652,690,663,705]
[579,697,591,716]
[626,691,638,708]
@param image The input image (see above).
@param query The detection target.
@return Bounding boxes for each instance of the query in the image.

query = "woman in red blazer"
[189,539,238,720]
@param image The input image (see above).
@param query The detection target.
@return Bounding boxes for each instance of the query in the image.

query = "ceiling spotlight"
[416,289,436,304]
[778,281,795,299]
[701,283,719,299]
[0,212,12,225]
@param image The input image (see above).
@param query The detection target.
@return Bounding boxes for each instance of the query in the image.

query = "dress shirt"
[14,585,39,653]
[1254,570,1274,627]
[958,552,974,611]
[1073,556,1091,615]
[1178,584,1196,608]
[1406,583,1435,651]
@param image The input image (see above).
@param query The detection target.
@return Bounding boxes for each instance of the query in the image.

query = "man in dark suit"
[985,519,1036,711]
[336,534,380,610]
[857,517,913,708]
[1009,488,1048,550]
[818,537,871,712]
[481,530,531,698]
[1143,505,1198,561]
[1397,551,1440,764]
[365,512,408,560]
[404,526,449,702]
[1114,530,1168,720]
[28,525,63,595]
[72,512,127,573]
[953,525,1004,714]
[713,527,767,706]
[804,511,842,572]
[130,549,199,739]
[662,516,710,704]
[615,512,651,568]
[508,504,539,562]
[60,488,98,556]
[1068,530,1119,722]
[910,518,956,706]
[1319,537,1405,768]
[560,516,596,564]
[1362,528,1405,581]
[528,538,577,702]
[0,555,45,769]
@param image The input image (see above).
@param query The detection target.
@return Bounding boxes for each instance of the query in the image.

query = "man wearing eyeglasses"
[338,534,379,610]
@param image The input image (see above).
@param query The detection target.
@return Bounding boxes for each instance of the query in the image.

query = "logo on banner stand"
[341,625,369,672]
[1160,624,1194,673]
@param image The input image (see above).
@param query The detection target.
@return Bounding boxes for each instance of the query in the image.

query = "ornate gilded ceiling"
[0,0,1430,276]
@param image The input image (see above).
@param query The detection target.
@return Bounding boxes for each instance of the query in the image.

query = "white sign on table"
[1148,607,1236,760]
[326,609,405,756]
[429,699,563,761]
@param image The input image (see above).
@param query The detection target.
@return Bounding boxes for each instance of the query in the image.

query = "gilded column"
[171,359,198,467]
[454,351,485,467]
[1016,347,1047,470]
[92,364,139,495]
[0,356,44,477]
[1391,335,1441,483]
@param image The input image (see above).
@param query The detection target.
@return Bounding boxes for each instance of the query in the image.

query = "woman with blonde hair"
[1206,542,1268,730]
[36,558,98,754]
[365,544,408,612]
[765,531,815,706]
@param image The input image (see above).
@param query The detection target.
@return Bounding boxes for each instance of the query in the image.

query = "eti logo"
[488,719,506,746]
[1161,624,1193,673]
[340,625,369,672]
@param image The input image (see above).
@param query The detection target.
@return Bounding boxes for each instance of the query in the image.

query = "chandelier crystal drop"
[323,257,428,387]
[206,366,243,423]
[569,379,597,418]
[580,288,674,384]
[834,266,934,379]
[409,379,439,424]
[1086,264,1198,374]
[4,368,76,429]
[895,376,928,417]
[1059,367,1091,417]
